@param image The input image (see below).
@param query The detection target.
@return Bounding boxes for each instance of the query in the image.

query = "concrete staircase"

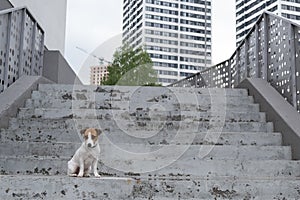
[1,84,300,199]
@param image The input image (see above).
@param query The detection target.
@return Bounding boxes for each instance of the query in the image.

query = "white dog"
[67,128,102,177]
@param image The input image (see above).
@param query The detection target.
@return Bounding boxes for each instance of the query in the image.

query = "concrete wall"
[8,0,67,54]
[43,50,82,85]
[238,78,300,160]
[0,76,53,128]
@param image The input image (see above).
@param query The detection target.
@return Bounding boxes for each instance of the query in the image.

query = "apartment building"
[122,0,212,85]
[236,0,300,45]
[90,65,109,85]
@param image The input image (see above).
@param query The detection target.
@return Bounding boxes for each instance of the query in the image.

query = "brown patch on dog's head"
[81,128,102,143]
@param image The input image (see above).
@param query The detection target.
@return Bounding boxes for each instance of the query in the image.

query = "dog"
[67,128,102,177]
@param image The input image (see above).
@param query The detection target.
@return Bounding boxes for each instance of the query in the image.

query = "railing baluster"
[18,9,26,78]
[255,24,260,78]
[290,24,297,108]
[3,12,12,90]
[263,13,269,81]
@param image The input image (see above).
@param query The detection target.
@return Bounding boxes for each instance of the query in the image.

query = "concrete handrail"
[238,78,300,159]
[0,76,53,129]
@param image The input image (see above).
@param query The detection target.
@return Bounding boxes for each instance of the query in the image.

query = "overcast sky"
[65,0,236,84]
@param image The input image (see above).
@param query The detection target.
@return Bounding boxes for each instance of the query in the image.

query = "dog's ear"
[80,128,87,135]
[95,129,102,136]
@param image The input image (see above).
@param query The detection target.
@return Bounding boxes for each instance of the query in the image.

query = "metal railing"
[0,7,45,93]
[170,12,300,112]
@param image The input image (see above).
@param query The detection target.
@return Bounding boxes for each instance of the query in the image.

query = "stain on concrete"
[209,187,237,199]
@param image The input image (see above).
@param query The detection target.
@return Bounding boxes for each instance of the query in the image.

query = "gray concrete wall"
[0,76,53,129]
[43,50,82,85]
[238,78,300,160]
[0,0,13,10]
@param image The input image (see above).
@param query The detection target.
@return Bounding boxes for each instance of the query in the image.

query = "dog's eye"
[92,135,95,139]
[84,135,88,139]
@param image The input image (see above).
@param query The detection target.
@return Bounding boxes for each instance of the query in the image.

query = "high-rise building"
[90,65,109,85]
[122,0,212,86]
[236,0,300,45]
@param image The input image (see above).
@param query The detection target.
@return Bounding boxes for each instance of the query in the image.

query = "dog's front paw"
[77,173,84,177]
[94,173,101,178]
[68,174,78,177]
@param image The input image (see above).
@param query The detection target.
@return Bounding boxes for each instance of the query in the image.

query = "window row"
[180,34,211,42]
[282,4,300,12]
[146,45,178,53]
[158,70,178,76]
[145,29,178,38]
[180,64,206,71]
[150,53,178,61]
[145,22,178,30]
[146,0,178,8]
[145,14,178,23]
[180,19,211,27]
[180,49,211,57]
[180,26,211,35]
[282,0,300,3]
[180,41,211,49]
[180,0,211,6]
[146,6,178,15]
[180,56,205,63]
[180,4,211,13]
[153,61,178,68]
[180,72,194,77]
[145,37,178,45]
[282,12,300,20]
[181,12,211,20]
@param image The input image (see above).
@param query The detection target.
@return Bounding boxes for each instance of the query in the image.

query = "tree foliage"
[102,44,158,86]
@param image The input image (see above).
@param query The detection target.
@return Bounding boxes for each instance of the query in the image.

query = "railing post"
[39,30,45,75]
[236,49,241,86]
[245,36,249,78]
[227,62,230,88]
[30,21,37,75]
[263,13,269,81]
[290,24,297,108]
[18,9,26,77]
[255,24,260,78]
[3,12,12,90]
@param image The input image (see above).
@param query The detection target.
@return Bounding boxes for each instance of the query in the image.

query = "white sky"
[65,0,236,84]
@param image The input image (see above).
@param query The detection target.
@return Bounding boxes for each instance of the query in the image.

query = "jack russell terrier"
[68,128,102,177]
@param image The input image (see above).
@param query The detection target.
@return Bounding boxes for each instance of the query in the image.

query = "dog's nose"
[87,143,92,148]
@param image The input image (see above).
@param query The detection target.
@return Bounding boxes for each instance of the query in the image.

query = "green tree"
[102,44,158,86]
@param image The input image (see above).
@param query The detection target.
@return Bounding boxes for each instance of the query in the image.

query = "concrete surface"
[0,76,53,128]
[43,50,82,85]
[238,78,300,159]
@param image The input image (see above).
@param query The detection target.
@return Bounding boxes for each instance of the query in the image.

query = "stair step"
[1,157,299,178]
[0,129,283,146]
[1,175,300,199]
[0,175,134,199]
[30,91,254,108]
[17,108,265,122]
[25,98,258,112]
[38,84,249,96]
[0,142,291,160]
[8,118,274,132]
